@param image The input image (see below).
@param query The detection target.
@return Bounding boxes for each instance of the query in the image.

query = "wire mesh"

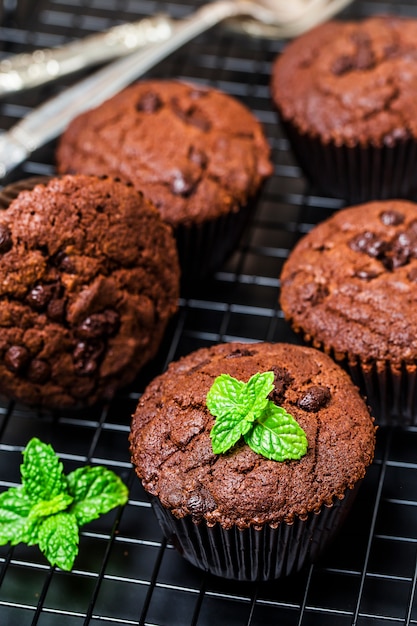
[1,0,417,624]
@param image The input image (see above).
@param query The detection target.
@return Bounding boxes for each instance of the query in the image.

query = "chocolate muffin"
[56,79,273,284]
[0,174,180,409]
[280,199,417,425]
[129,342,375,581]
[270,15,417,203]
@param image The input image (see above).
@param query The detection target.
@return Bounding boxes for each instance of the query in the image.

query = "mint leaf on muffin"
[207,372,308,461]
[244,402,308,462]
[207,371,274,453]
[0,437,128,570]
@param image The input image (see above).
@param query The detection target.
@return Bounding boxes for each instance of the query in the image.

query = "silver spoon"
[0,0,353,178]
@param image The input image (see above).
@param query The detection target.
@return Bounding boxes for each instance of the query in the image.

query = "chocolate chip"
[302,282,329,305]
[171,98,211,131]
[136,91,163,113]
[226,348,255,359]
[170,170,196,197]
[0,224,12,254]
[349,232,388,258]
[298,386,331,412]
[76,310,119,339]
[27,284,57,311]
[4,345,30,373]
[331,55,354,76]
[54,251,75,273]
[73,341,104,375]
[385,246,409,270]
[269,366,293,405]
[380,210,405,226]
[27,359,51,384]
[408,267,417,282]
[354,269,380,280]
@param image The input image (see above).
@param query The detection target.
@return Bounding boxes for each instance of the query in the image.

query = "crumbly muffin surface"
[280,200,417,363]
[130,342,375,529]
[0,175,180,408]
[56,80,272,226]
[271,15,417,146]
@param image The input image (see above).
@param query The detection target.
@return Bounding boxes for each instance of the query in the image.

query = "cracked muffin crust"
[0,175,180,409]
[270,15,417,202]
[130,342,375,529]
[56,79,272,282]
[280,199,417,424]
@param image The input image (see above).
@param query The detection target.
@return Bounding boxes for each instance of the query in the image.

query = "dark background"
[1,1,417,624]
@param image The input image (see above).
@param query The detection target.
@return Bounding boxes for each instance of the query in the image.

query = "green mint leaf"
[21,438,68,502]
[30,492,74,520]
[244,401,308,462]
[207,372,275,454]
[37,512,79,571]
[0,487,38,545]
[0,437,129,571]
[67,466,129,526]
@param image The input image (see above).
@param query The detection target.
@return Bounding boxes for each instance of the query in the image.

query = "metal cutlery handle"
[0,14,174,96]
[0,0,267,178]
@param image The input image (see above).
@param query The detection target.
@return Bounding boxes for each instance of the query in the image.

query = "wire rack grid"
[1,0,417,625]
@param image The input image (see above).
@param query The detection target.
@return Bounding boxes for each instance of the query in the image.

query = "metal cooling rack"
[1,0,417,624]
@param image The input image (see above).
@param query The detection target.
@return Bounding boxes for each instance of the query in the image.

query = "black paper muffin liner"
[281,119,417,205]
[345,356,417,427]
[304,337,417,426]
[148,485,360,581]
[174,197,255,289]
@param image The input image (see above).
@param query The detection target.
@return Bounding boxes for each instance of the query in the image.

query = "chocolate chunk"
[76,310,119,339]
[0,224,12,254]
[226,348,255,359]
[27,284,57,311]
[298,385,331,412]
[54,251,75,273]
[27,359,51,384]
[349,232,387,258]
[302,281,329,305]
[171,97,211,131]
[136,91,163,113]
[354,269,380,280]
[269,366,293,405]
[4,345,30,373]
[331,55,354,76]
[380,210,405,226]
[170,170,196,197]
[73,341,104,375]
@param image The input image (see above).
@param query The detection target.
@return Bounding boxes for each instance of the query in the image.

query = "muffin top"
[0,175,179,408]
[56,80,273,227]
[271,15,417,147]
[280,200,417,364]
[130,342,375,529]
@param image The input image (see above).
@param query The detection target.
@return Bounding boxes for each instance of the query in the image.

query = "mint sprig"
[0,438,129,570]
[207,372,308,462]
